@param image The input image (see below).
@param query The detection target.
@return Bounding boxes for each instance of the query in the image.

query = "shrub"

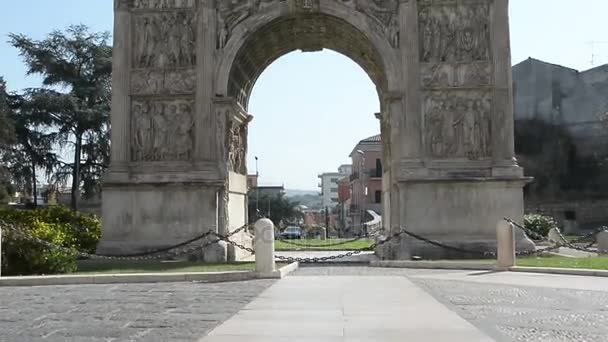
[523,214,557,238]
[0,206,101,276]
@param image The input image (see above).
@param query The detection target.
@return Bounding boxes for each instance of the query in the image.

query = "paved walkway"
[200,275,494,341]
[2,267,608,341]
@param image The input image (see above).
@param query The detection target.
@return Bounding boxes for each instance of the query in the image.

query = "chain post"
[254,218,276,275]
[497,220,515,271]
[598,229,608,254]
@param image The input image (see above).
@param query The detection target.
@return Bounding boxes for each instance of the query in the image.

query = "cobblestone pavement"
[3,267,608,342]
[295,266,608,342]
[0,279,275,342]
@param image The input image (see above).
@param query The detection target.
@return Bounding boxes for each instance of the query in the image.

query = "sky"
[1,1,607,190]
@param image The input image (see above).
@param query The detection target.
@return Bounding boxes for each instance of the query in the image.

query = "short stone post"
[598,229,608,255]
[547,228,566,247]
[320,227,327,241]
[497,220,516,271]
[254,218,276,277]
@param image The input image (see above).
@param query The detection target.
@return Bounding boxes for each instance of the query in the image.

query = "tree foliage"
[247,192,303,227]
[8,25,112,208]
[0,78,15,204]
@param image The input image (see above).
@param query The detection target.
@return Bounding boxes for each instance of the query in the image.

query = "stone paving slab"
[200,275,495,342]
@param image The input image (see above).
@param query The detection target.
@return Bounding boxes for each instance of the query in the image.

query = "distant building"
[318,165,351,209]
[349,134,383,232]
[512,58,608,231]
[513,57,608,156]
[254,186,285,198]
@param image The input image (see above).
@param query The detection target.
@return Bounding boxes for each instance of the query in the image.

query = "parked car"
[280,226,303,240]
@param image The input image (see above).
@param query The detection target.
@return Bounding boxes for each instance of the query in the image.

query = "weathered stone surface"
[0,279,275,342]
[102,0,528,260]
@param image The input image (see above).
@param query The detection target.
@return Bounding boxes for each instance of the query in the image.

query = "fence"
[1,217,608,278]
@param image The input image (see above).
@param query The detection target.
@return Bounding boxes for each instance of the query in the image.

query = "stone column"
[491,0,517,168]
[399,0,423,167]
[109,0,132,171]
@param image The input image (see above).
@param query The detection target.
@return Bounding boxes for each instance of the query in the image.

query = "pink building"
[349,134,383,233]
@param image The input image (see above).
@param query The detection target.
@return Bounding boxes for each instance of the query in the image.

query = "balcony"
[366,169,383,178]
[349,172,360,181]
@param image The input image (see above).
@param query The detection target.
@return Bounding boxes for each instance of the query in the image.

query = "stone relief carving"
[133,11,196,68]
[424,91,491,160]
[418,2,490,63]
[215,0,400,49]
[132,0,195,9]
[421,62,491,88]
[227,120,247,174]
[131,69,196,95]
[131,99,195,161]
[351,0,400,47]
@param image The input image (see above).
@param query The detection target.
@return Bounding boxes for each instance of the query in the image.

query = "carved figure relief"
[132,0,195,9]
[133,12,196,68]
[216,0,261,49]
[421,62,491,88]
[215,0,400,49]
[227,120,247,174]
[424,91,491,159]
[418,2,490,63]
[131,69,195,95]
[131,99,195,161]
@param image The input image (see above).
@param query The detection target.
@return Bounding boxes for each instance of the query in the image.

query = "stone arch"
[101,0,534,261]
[215,3,402,111]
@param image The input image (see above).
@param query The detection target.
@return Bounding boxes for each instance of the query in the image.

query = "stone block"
[598,230,608,254]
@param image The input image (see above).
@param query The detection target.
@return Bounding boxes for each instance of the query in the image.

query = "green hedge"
[523,214,557,238]
[0,206,101,276]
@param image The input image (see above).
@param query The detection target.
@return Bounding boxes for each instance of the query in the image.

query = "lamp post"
[356,150,367,237]
[255,156,260,218]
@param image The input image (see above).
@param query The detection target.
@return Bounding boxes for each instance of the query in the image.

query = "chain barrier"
[0,220,253,261]
[274,230,408,263]
[504,218,603,255]
[276,236,368,249]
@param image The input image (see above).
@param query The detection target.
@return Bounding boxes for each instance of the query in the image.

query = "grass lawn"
[274,238,374,251]
[75,261,287,274]
[515,256,608,270]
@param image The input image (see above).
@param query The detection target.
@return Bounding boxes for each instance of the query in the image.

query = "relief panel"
[216,0,401,49]
[131,98,195,162]
[418,1,490,63]
[132,0,196,10]
[227,120,247,175]
[421,62,492,89]
[131,69,196,95]
[132,11,196,68]
[424,90,492,160]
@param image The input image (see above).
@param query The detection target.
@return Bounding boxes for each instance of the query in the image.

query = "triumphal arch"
[100,0,533,260]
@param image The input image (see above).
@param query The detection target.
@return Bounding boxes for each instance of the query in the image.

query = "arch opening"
[227,13,389,111]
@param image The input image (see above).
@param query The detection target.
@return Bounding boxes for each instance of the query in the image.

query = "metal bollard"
[497,220,516,271]
[598,229,608,255]
[254,218,276,276]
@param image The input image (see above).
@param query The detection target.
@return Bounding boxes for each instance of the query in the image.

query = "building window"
[330,188,338,193]
[375,159,382,177]
[374,191,382,204]
[331,178,339,183]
